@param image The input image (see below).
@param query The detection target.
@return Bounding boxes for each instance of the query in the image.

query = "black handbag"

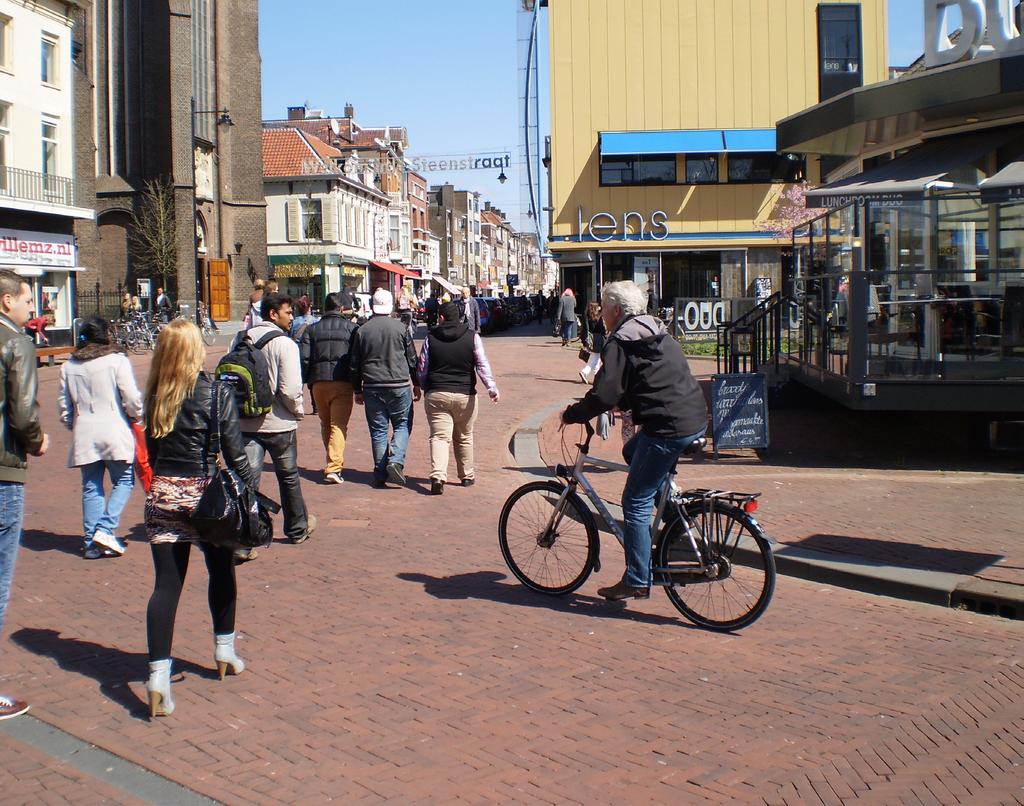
[192,382,279,550]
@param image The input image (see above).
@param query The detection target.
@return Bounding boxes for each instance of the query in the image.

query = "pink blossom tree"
[755,182,819,239]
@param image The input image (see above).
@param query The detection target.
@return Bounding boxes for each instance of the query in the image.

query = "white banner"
[0,229,76,269]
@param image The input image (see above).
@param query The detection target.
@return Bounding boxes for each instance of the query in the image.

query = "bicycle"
[497,421,776,631]
[196,303,217,346]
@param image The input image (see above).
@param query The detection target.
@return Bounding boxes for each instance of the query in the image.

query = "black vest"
[426,323,477,395]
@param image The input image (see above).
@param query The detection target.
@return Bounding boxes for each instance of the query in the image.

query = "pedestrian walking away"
[300,292,359,485]
[557,288,577,345]
[0,269,50,721]
[351,289,421,488]
[233,292,316,548]
[142,320,258,718]
[416,302,500,495]
[58,316,144,559]
[561,280,708,602]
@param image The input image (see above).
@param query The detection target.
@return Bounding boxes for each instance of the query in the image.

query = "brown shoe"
[597,578,650,601]
[0,694,29,720]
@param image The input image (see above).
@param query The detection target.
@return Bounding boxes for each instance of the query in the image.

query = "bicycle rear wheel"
[657,503,775,631]
[498,480,598,595]
[201,325,217,346]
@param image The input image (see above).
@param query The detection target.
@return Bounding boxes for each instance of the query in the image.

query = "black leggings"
[146,542,237,662]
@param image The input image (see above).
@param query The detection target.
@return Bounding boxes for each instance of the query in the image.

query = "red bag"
[132,423,154,493]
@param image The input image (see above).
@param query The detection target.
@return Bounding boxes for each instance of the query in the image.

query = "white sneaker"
[324,472,344,485]
[92,530,126,555]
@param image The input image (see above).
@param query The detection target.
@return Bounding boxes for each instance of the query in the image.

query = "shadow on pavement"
[397,570,693,629]
[10,628,216,720]
[788,534,1003,576]
[20,531,82,556]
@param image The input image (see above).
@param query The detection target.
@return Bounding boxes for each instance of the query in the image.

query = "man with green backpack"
[219,292,316,552]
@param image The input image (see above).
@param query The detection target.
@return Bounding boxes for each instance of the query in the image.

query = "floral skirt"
[145,475,211,545]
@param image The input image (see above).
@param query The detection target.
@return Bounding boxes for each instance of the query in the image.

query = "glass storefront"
[793,198,1024,382]
[598,251,721,315]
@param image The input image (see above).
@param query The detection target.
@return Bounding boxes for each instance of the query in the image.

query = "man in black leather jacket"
[0,270,49,721]
[299,292,359,484]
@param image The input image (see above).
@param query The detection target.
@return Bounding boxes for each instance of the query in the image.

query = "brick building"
[72,0,266,321]
[428,183,481,288]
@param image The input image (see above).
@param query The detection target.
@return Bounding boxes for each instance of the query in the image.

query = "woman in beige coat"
[58,317,144,559]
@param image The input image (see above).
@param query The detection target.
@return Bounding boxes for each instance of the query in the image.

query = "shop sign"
[0,229,75,268]
[576,207,669,242]
[925,0,1024,68]
[675,298,728,335]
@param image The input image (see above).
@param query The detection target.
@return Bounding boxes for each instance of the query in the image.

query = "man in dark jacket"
[300,292,359,485]
[415,303,500,495]
[562,280,707,602]
[458,286,481,334]
[350,289,421,487]
[0,270,48,720]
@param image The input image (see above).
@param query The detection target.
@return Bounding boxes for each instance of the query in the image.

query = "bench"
[35,345,74,367]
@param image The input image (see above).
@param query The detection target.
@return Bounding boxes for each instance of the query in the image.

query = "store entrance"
[661,252,722,299]
[561,265,593,310]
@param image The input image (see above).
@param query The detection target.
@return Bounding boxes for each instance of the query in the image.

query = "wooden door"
[208,259,230,322]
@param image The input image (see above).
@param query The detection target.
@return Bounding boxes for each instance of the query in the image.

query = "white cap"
[371,288,394,315]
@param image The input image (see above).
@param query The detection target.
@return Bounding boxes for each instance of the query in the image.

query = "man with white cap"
[350,289,421,487]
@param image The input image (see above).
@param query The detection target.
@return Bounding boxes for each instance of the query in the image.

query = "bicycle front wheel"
[657,503,775,631]
[201,325,217,346]
[498,480,598,595]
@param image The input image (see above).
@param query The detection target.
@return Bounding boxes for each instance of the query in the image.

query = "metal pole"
[191,96,202,324]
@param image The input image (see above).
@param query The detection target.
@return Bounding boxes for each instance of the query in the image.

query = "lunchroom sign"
[926,0,1024,68]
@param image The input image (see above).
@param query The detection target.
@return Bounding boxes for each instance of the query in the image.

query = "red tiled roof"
[261,128,341,177]
[263,118,353,147]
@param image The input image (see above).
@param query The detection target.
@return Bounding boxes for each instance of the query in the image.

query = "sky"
[260,1,927,232]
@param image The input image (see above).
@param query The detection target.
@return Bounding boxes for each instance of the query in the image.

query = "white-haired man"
[561,280,708,601]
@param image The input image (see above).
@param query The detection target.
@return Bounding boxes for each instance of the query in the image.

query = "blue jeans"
[0,481,25,635]
[620,429,706,588]
[560,320,574,342]
[81,460,135,543]
[363,386,413,480]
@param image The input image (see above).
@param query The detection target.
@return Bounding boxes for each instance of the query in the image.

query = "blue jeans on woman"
[620,428,706,588]
[0,482,25,634]
[363,386,413,481]
[80,460,134,543]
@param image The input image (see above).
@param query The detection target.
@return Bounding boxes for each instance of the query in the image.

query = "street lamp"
[191,97,233,324]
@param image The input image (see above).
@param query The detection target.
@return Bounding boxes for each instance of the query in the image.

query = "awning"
[369,260,421,279]
[980,161,1024,203]
[805,130,1011,209]
[432,274,461,296]
[600,128,776,157]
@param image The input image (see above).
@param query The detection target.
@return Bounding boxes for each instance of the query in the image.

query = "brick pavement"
[0,323,1021,803]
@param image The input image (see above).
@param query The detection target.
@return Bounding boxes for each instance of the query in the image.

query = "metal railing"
[0,166,77,207]
[717,292,789,375]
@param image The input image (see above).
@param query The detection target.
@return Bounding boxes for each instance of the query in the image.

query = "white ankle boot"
[147,659,174,718]
[214,632,245,679]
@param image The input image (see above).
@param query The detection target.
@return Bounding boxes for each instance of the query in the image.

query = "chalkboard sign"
[711,373,769,453]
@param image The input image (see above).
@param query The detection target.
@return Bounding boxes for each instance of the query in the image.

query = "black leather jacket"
[147,373,256,487]
[299,311,358,384]
[0,316,45,483]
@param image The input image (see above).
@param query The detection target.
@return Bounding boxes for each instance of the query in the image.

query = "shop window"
[41,36,58,85]
[685,154,718,185]
[40,272,72,329]
[727,153,807,184]
[599,154,676,186]
[817,4,862,102]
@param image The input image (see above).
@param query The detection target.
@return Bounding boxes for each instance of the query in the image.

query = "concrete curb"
[509,398,1023,620]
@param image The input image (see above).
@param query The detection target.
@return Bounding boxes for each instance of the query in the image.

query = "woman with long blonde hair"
[143,320,257,718]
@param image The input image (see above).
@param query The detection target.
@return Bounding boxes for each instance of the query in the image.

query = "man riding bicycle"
[561,280,708,601]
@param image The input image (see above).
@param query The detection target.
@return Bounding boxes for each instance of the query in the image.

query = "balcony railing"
[0,165,78,208]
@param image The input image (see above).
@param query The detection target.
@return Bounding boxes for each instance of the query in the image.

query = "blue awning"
[600,128,778,157]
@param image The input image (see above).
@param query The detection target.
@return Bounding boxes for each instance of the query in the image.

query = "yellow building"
[545,0,887,326]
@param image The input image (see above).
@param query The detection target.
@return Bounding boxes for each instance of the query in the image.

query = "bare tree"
[130,177,178,293]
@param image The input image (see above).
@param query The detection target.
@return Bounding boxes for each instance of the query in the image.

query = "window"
[727,153,806,184]
[192,0,214,140]
[685,154,718,184]
[0,102,9,174]
[41,119,58,176]
[599,154,676,186]
[817,4,862,102]
[41,36,58,85]
[300,199,322,240]
[0,15,11,71]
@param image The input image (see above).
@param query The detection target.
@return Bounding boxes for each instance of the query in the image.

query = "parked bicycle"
[498,421,776,631]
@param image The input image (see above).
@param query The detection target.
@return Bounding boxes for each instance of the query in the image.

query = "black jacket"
[299,311,358,384]
[0,316,44,483]
[563,314,707,438]
[349,314,418,392]
[580,314,605,346]
[424,321,477,395]
[147,373,256,487]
